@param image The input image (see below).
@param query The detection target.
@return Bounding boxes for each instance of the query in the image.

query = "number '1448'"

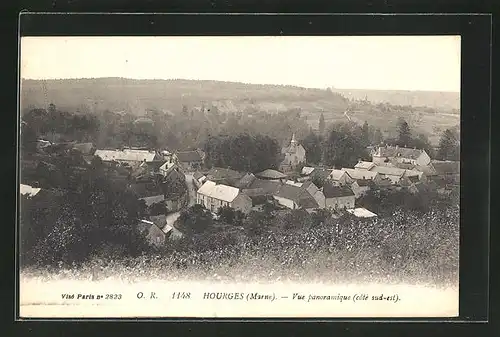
[172,292,191,300]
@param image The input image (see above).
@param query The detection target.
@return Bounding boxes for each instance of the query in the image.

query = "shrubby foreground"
[21,202,459,287]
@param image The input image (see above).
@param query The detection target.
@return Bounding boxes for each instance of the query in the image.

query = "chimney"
[395,145,398,149]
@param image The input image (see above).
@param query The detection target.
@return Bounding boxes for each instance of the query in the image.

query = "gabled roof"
[301,166,316,176]
[95,149,157,162]
[323,184,355,198]
[247,178,282,194]
[274,184,319,209]
[206,167,245,181]
[370,165,406,177]
[20,184,41,197]
[255,169,287,179]
[274,184,305,202]
[297,193,319,209]
[374,145,425,159]
[329,169,346,181]
[175,151,203,162]
[347,207,377,218]
[197,180,240,202]
[234,173,256,189]
[404,169,422,177]
[146,160,168,172]
[342,168,379,180]
[354,161,376,170]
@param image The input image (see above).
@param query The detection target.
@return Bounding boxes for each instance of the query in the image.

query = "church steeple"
[290,133,297,146]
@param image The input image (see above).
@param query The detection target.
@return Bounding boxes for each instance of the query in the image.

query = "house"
[347,207,377,218]
[205,167,246,186]
[372,145,431,166]
[196,180,252,214]
[368,165,407,184]
[163,223,185,241]
[350,179,374,198]
[94,149,161,164]
[302,180,326,208]
[192,171,207,189]
[279,133,306,173]
[342,168,381,184]
[149,214,185,240]
[272,183,320,211]
[234,173,256,189]
[137,219,167,247]
[242,178,283,202]
[354,161,376,171]
[403,168,426,182]
[328,169,353,186]
[192,171,206,188]
[322,183,355,211]
[159,160,183,177]
[174,150,204,171]
[255,169,287,181]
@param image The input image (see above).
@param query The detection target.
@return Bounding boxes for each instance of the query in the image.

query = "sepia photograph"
[18,35,461,318]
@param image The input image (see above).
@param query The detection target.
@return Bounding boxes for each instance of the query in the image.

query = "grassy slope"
[20,78,460,144]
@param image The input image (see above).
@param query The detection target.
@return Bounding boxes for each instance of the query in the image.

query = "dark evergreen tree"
[437,128,460,160]
[397,119,412,147]
[302,132,323,165]
[319,113,326,135]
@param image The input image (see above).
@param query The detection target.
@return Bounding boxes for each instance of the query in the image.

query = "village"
[20,130,460,249]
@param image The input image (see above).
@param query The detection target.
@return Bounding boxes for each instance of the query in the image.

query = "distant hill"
[20,78,460,145]
[331,88,460,112]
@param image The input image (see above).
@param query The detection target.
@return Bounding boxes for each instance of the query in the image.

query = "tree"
[361,121,370,147]
[203,133,280,173]
[372,128,384,145]
[20,123,38,154]
[397,119,412,147]
[319,113,326,135]
[437,128,460,161]
[175,204,213,235]
[322,123,370,168]
[302,132,322,165]
[217,206,245,226]
[413,133,435,159]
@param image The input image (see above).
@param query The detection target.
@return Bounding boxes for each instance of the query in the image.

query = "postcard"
[18,35,460,318]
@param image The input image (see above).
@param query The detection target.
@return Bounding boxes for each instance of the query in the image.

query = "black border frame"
[9,10,493,336]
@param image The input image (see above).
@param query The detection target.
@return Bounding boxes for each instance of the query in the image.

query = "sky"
[21,36,461,92]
